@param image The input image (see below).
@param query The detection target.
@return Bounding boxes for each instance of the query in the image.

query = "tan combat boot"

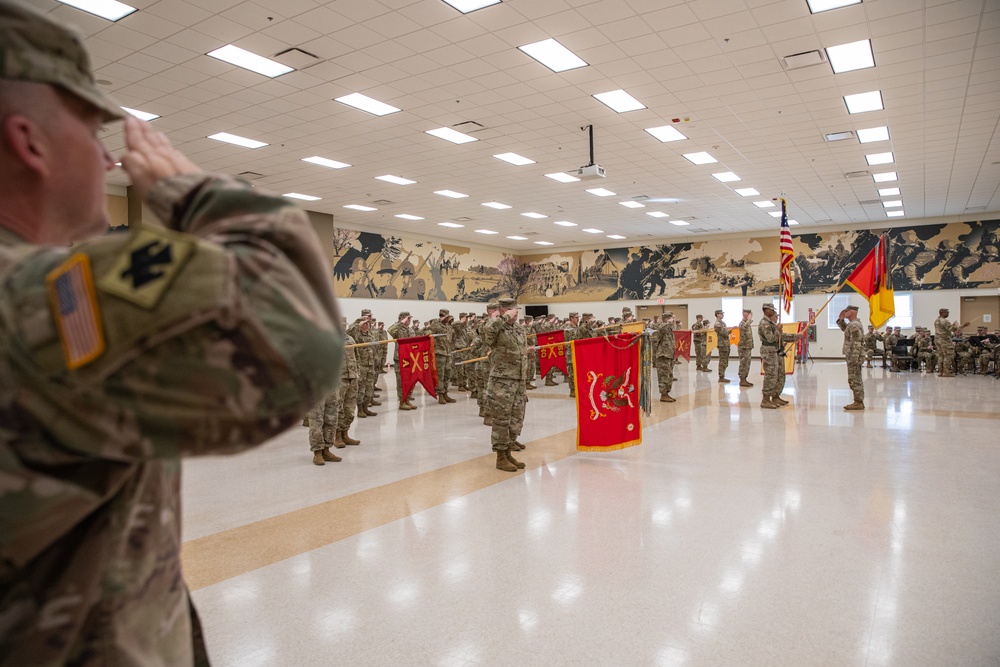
[739,379,753,387]
[760,396,777,409]
[444,393,457,403]
[526,382,537,390]
[545,377,558,386]
[511,441,525,451]
[312,450,325,466]
[505,451,526,469]
[362,405,377,416]
[321,447,342,463]
[844,402,865,411]
[484,416,494,426]
[773,396,789,406]
[342,431,360,446]
[333,431,347,449]
[470,389,479,399]
[399,401,413,411]
[438,395,448,405]
[369,398,382,406]
[302,418,309,427]
[496,451,518,472]
[718,377,731,383]
[660,394,676,403]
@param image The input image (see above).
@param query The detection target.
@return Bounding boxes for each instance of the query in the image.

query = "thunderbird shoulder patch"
[46,253,105,370]
[97,226,195,309]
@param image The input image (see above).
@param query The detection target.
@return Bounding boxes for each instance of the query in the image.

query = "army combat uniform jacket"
[0,174,343,665]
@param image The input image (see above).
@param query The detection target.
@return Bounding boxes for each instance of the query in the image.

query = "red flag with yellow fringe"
[673,330,692,361]
[397,335,438,402]
[572,333,643,452]
[537,329,568,377]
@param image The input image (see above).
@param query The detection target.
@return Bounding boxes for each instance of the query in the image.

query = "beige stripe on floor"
[181,389,713,591]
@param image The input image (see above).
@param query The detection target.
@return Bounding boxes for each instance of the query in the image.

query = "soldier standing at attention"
[837,306,866,411]
[565,312,580,397]
[713,309,732,383]
[452,313,471,391]
[388,311,417,410]
[758,304,801,408]
[863,325,878,367]
[428,308,457,404]
[692,314,710,372]
[376,320,389,373]
[652,311,677,402]
[475,303,500,425]
[0,4,343,662]
[348,313,378,417]
[484,298,532,472]
[737,309,755,387]
[336,321,361,447]
[934,308,960,377]
[307,385,341,465]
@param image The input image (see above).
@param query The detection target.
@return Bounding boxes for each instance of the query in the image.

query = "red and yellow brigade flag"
[537,329,568,377]
[572,333,642,452]
[781,323,799,375]
[673,330,692,361]
[620,322,645,335]
[397,335,438,401]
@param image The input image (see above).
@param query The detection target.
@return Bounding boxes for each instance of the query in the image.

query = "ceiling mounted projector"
[577,164,606,179]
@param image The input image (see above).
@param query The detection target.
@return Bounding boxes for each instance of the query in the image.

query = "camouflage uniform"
[651,318,676,400]
[758,309,796,405]
[452,316,471,390]
[863,330,877,365]
[347,319,376,412]
[955,336,973,373]
[338,333,359,432]
[484,303,528,453]
[307,389,340,452]
[565,314,579,397]
[427,311,454,401]
[577,314,596,341]
[738,315,755,384]
[934,316,957,376]
[838,313,866,406]
[0,171,342,663]
[692,318,709,371]
[882,329,898,369]
[915,332,936,372]
[713,315,732,382]
[376,324,389,372]
[387,315,413,404]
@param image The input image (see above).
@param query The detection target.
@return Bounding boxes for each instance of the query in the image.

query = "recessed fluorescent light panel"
[507,235,528,240]
[882,200,902,208]
[426,127,478,144]
[826,39,874,73]
[439,222,464,228]
[734,188,760,197]
[553,221,577,227]
[857,126,890,143]
[441,0,501,12]
[619,201,645,208]
[645,125,687,142]
[517,38,588,73]
[582,228,604,234]
[753,201,775,208]
[546,172,580,183]
[788,220,800,225]
[669,220,690,226]
[475,229,498,235]
[303,156,351,169]
[844,90,883,114]
[283,193,320,201]
[376,175,416,185]
[683,152,717,165]
[878,187,900,196]
[873,171,897,183]
[335,93,400,116]
[344,204,377,211]
[646,212,668,218]
[607,235,626,240]
[522,212,547,219]
[122,106,159,121]
[395,214,424,220]
[712,172,741,182]
[593,89,646,113]
[586,188,616,197]
[482,202,512,209]
[534,241,554,246]
[866,152,894,165]
[769,211,783,218]
[493,152,535,166]
[208,132,267,149]
[207,45,293,78]
[807,0,862,14]
[886,210,904,217]
[435,190,469,198]
[57,0,136,21]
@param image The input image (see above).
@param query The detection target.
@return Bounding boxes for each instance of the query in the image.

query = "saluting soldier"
[652,311,677,402]
[348,312,378,416]
[388,311,417,410]
[837,306,866,411]
[758,304,801,408]
[484,298,531,472]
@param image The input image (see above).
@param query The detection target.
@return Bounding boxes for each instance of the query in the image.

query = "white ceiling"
[44,0,1000,252]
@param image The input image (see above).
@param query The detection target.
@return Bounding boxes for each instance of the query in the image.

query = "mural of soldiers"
[837,306,866,411]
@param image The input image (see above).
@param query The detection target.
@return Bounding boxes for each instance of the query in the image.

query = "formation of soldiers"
[860,308,998,376]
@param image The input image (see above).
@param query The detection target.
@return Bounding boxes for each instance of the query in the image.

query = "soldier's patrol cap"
[742,309,752,314]
[361,308,372,316]
[498,298,517,309]
[439,308,449,317]
[845,305,859,312]
[715,309,723,316]
[664,311,673,317]
[939,308,949,314]
[487,302,500,311]
[762,304,775,312]
[0,3,124,122]
[524,315,534,321]
[398,311,410,319]
[582,312,593,319]
[568,312,579,318]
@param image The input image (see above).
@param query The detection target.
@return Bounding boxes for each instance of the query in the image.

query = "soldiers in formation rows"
[860,308,997,375]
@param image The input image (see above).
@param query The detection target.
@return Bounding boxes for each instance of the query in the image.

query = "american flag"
[779,198,794,314]
[48,254,104,369]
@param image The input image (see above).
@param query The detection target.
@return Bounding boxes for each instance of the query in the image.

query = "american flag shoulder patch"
[45,253,105,370]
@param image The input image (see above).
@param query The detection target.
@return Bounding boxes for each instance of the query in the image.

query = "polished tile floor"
[181,360,1000,667]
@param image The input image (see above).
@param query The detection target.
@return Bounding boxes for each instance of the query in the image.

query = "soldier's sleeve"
[3,174,343,461]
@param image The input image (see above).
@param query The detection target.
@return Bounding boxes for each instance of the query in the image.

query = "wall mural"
[329,220,1000,303]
